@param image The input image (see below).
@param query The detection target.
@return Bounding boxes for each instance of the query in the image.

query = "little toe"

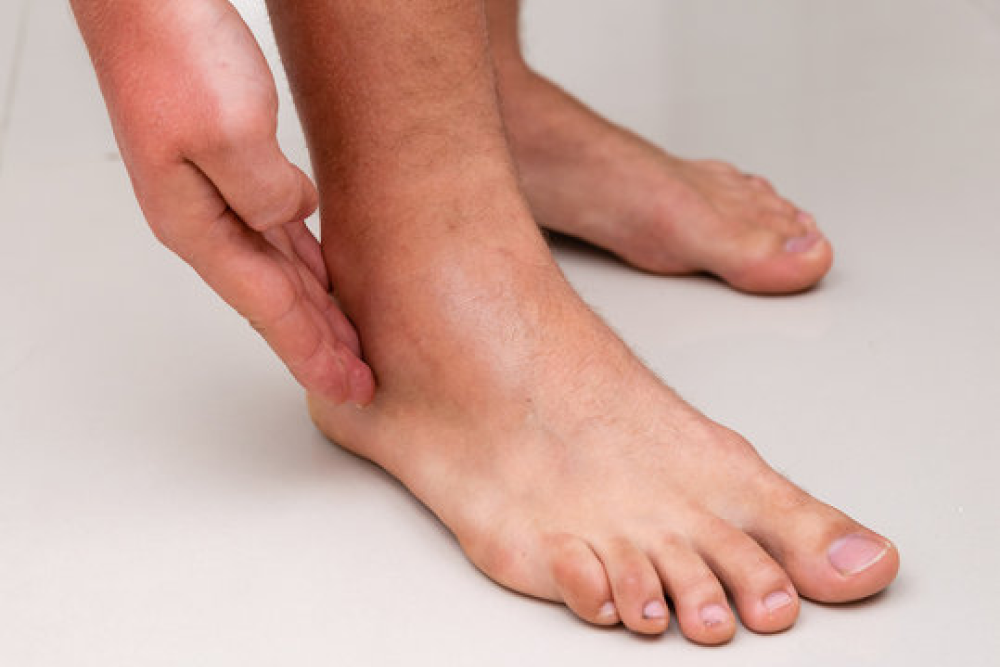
[595,538,670,635]
[748,487,900,603]
[648,535,736,645]
[695,520,799,634]
[547,534,620,626]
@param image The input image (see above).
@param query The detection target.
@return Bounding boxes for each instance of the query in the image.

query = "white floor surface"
[2,1,999,665]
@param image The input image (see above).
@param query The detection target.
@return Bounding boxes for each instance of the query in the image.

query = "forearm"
[70,1,169,88]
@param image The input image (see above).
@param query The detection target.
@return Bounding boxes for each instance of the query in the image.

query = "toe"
[796,210,818,231]
[760,208,802,239]
[546,534,620,626]
[697,159,741,175]
[747,483,900,603]
[745,174,777,194]
[594,537,670,635]
[758,196,799,225]
[648,534,736,645]
[695,519,799,634]
[724,224,834,295]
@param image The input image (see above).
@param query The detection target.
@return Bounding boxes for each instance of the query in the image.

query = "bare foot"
[498,69,834,294]
[308,169,897,643]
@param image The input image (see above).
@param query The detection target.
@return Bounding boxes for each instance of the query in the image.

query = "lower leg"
[485,0,833,294]
[265,0,539,329]
[267,0,897,642]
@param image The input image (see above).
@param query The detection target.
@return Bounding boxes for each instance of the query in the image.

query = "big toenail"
[699,603,729,627]
[784,230,821,253]
[642,600,667,620]
[597,601,617,619]
[764,590,793,612]
[828,534,889,576]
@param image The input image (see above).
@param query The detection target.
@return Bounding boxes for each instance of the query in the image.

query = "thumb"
[192,132,319,233]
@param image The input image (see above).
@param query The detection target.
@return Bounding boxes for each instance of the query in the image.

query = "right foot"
[309,169,898,643]
[498,68,834,295]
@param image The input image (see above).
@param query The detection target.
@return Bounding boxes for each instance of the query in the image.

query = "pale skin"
[73,0,897,644]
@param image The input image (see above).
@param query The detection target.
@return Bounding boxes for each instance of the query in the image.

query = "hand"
[72,0,374,404]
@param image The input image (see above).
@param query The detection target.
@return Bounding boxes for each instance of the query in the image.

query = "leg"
[267,0,897,642]
[486,0,833,294]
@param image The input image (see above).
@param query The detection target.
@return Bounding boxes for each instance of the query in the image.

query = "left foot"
[498,68,833,294]
[306,159,897,642]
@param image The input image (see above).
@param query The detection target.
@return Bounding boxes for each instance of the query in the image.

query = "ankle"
[493,49,535,87]
[495,69,584,154]
[339,233,563,384]
[320,158,550,301]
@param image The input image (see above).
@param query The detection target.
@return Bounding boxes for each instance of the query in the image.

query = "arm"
[71,0,373,404]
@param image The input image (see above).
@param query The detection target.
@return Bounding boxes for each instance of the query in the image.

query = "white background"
[2,1,999,665]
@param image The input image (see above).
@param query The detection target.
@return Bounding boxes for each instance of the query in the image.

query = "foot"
[309,172,897,643]
[498,68,833,294]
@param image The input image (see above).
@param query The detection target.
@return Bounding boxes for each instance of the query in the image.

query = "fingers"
[284,220,330,290]
[151,160,373,404]
[201,210,374,404]
[267,224,363,358]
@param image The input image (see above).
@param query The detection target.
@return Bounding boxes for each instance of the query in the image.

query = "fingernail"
[699,603,729,628]
[828,534,889,576]
[642,600,667,620]
[764,590,793,613]
[597,601,617,619]
[784,230,821,253]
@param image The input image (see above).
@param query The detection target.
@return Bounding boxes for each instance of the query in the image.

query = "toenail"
[828,534,890,576]
[597,601,617,619]
[763,590,793,613]
[642,600,667,620]
[784,230,821,253]
[796,210,817,228]
[699,603,729,628]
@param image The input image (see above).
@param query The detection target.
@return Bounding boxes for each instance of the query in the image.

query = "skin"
[485,0,834,294]
[264,0,899,644]
[70,0,374,404]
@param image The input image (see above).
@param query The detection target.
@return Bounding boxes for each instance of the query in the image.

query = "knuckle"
[186,108,274,158]
[745,558,787,588]
[467,534,520,584]
[676,576,721,600]
[617,569,648,597]
[246,172,302,231]
[550,544,589,587]
[769,483,814,513]
[656,532,687,554]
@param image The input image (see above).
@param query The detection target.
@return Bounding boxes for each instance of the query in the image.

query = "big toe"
[749,487,900,603]
[722,217,834,294]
